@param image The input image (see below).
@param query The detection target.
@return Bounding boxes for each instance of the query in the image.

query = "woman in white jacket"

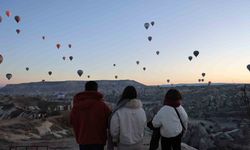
[110,86,147,150]
[152,89,188,150]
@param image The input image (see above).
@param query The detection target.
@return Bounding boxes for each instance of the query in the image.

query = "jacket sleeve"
[110,112,120,143]
[152,109,162,128]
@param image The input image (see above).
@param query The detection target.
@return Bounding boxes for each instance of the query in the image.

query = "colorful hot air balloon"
[26,67,29,71]
[0,16,2,23]
[6,73,12,80]
[188,56,193,61]
[62,56,66,60]
[143,67,146,71]
[0,54,3,64]
[56,44,61,49]
[247,64,250,71]
[68,44,72,48]
[16,29,21,34]
[69,56,73,61]
[193,50,199,57]
[202,73,206,77]
[48,71,52,76]
[77,70,83,77]
[148,36,152,42]
[136,61,140,65]
[151,21,155,26]
[156,51,160,55]
[144,23,150,30]
[14,16,21,23]
[6,10,11,17]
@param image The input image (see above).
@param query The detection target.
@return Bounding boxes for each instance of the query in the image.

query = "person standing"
[109,86,147,150]
[70,81,111,150]
[152,89,188,150]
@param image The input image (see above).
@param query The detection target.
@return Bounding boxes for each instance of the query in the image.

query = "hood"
[74,91,103,110]
[124,99,143,109]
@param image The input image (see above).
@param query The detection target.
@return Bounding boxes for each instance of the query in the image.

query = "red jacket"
[70,91,111,145]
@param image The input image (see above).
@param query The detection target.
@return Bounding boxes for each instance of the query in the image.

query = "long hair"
[117,86,137,105]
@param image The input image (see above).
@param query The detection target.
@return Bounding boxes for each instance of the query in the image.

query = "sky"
[1,0,250,86]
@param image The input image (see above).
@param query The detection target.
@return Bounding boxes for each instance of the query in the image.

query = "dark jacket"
[70,91,111,145]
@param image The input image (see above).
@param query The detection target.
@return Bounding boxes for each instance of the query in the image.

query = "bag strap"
[174,107,185,131]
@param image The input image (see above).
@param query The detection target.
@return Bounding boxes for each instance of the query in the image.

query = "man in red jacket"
[70,81,111,150]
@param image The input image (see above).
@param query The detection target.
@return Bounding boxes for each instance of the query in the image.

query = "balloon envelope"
[143,67,146,71]
[6,73,12,80]
[0,54,3,64]
[167,79,170,83]
[113,64,116,67]
[156,51,160,55]
[77,70,83,77]
[188,56,192,61]
[26,67,29,71]
[56,44,60,49]
[42,36,45,40]
[14,16,21,23]
[193,50,199,57]
[6,10,11,17]
[115,75,118,79]
[148,36,152,41]
[48,71,52,76]
[68,44,72,48]
[16,29,21,34]
[151,21,155,26]
[62,56,66,60]
[247,64,250,71]
[144,23,150,29]
[136,61,139,65]
[202,73,206,77]
[69,56,73,61]
[0,16,2,23]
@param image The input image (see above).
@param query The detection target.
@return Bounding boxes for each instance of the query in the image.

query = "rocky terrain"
[0,80,250,150]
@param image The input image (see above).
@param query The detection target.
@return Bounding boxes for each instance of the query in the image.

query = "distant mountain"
[0,80,145,96]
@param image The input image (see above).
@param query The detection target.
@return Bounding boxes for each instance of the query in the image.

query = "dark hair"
[164,89,182,102]
[118,86,137,103]
[85,81,98,91]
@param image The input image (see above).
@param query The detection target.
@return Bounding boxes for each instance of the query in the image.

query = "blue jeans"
[79,144,104,150]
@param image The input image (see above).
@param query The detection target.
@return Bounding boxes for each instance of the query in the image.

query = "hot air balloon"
[87,75,90,78]
[6,73,12,80]
[115,75,118,79]
[201,79,204,82]
[143,67,146,71]
[208,81,211,86]
[77,70,83,77]
[16,29,21,34]
[148,36,152,42]
[188,56,193,61]
[136,61,140,65]
[113,64,116,67]
[48,71,52,76]
[14,16,21,23]
[56,44,61,49]
[198,79,201,82]
[26,67,29,71]
[62,56,66,60]
[167,79,170,83]
[247,64,250,71]
[6,10,11,17]
[151,21,155,26]
[68,44,72,48]
[69,56,73,61]
[202,73,206,77]
[0,54,3,64]
[144,23,150,30]
[42,80,45,82]
[193,50,199,57]
[156,51,160,55]
[0,16,2,23]
[42,36,45,40]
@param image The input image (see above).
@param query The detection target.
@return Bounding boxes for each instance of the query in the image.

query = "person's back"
[110,86,147,150]
[70,81,111,150]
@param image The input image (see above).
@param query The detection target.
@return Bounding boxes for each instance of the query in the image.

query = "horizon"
[1,1,250,85]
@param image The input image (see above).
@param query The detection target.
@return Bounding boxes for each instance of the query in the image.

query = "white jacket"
[152,105,188,138]
[110,99,147,145]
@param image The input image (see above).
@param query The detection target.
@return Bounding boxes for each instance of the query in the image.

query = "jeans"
[161,134,182,150]
[79,144,104,150]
